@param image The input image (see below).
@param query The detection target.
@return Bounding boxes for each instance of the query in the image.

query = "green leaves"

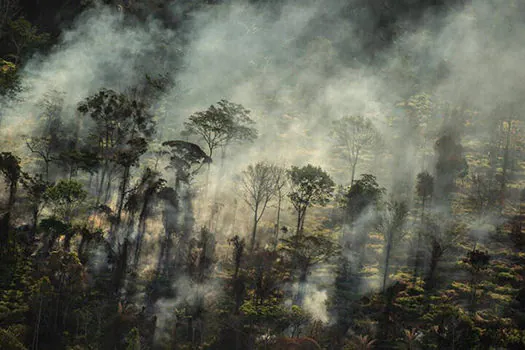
[162,140,211,182]
[44,180,88,223]
[183,99,257,156]
[288,164,335,210]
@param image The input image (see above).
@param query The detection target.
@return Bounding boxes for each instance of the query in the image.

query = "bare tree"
[26,136,56,181]
[241,162,277,251]
[332,116,379,184]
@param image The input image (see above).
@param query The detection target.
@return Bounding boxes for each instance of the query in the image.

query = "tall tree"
[20,172,48,233]
[413,171,434,282]
[77,88,156,229]
[415,171,433,219]
[288,164,335,235]
[44,179,87,224]
[280,233,338,305]
[182,100,257,158]
[339,173,384,224]
[240,162,277,251]
[434,128,468,206]
[271,165,288,249]
[0,152,21,245]
[377,200,408,293]
[162,140,211,266]
[331,116,379,184]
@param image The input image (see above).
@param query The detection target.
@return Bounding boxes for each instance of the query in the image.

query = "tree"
[271,165,288,249]
[6,17,49,64]
[423,216,464,291]
[25,136,56,181]
[377,200,408,293]
[462,249,491,312]
[162,140,210,265]
[182,100,257,158]
[78,89,156,206]
[280,233,338,305]
[466,172,499,219]
[77,89,156,227]
[329,256,364,349]
[131,168,165,269]
[415,171,433,218]
[339,174,384,224]
[44,179,87,224]
[20,172,48,233]
[228,235,245,314]
[0,152,21,244]
[288,164,335,235]
[0,0,19,36]
[413,171,434,283]
[0,58,20,100]
[434,128,468,205]
[162,140,211,185]
[337,174,384,279]
[241,162,278,251]
[331,116,379,184]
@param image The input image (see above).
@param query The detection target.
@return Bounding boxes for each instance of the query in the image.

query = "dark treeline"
[1,0,525,350]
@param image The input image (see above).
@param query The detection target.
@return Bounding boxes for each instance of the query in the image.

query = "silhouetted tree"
[288,164,335,235]
[280,233,338,305]
[0,152,21,244]
[182,100,257,158]
[377,200,408,293]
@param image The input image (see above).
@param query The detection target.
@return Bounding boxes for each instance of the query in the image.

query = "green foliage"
[0,59,20,97]
[162,140,211,182]
[182,99,257,156]
[288,164,335,208]
[0,328,27,350]
[288,164,335,234]
[7,17,49,62]
[338,174,384,222]
[44,180,88,222]
[125,327,141,350]
[77,88,156,164]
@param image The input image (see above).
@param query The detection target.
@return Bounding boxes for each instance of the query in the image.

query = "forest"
[0,0,525,349]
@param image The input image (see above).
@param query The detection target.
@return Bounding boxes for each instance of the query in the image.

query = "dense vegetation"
[1,0,525,349]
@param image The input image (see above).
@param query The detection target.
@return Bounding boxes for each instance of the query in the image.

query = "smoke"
[4,0,523,190]
[2,0,525,331]
[152,275,223,344]
[303,287,329,323]
[2,3,177,130]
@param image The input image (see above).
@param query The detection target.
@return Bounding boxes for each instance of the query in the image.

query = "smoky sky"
[2,0,525,189]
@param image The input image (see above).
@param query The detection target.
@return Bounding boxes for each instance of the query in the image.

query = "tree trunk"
[298,208,307,235]
[250,204,259,252]
[273,194,282,249]
[115,165,131,230]
[96,162,108,205]
[351,160,357,184]
[295,266,309,306]
[103,168,113,204]
[382,234,393,294]
[500,119,512,209]
[296,210,302,236]
[2,180,18,247]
